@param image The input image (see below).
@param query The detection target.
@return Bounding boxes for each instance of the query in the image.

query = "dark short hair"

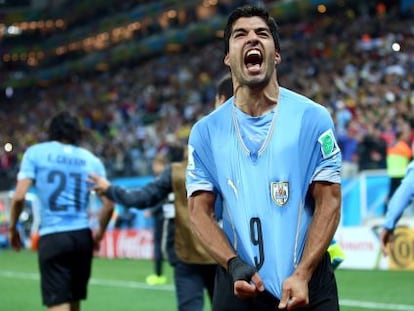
[216,73,233,101]
[224,5,280,55]
[48,111,82,145]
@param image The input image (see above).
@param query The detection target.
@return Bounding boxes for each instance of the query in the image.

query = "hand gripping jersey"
[186,87,342,298]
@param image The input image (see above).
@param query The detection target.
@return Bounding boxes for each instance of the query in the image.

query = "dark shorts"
[212,252,339,311]
[38,228,93,306]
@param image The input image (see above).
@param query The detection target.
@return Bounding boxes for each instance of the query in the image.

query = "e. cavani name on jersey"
[47,154,87,166]
[47,144,87,166]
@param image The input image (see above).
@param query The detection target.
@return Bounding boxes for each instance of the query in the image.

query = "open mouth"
[244,49,263,71]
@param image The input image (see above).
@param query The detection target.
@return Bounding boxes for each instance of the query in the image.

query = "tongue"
[246,63,261,73]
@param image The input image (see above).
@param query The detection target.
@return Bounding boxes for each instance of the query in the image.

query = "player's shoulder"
[75,145,101,162]
[194,98,233,129]
[25,141,55,154]
[280,87,319,107]
[280,87,329,116]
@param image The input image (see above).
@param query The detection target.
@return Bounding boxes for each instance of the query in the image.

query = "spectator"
[385,123,413,214]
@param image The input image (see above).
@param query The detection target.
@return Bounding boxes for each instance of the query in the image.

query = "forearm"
[9,179,32,230]
[105,185,143,207]
[9,199,24,230]
[295,183,341,281]
[189,194,236,269]
[95,197,114,240]
[383,179,413,230]
[105,168,172,208]
[193,215,235,268]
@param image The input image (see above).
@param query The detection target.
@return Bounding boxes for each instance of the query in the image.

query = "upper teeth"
[247,50,261,57]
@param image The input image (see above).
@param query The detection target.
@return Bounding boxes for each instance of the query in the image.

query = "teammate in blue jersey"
[380,159,414,256]
[186,5,342,311]
[8,111,114,311]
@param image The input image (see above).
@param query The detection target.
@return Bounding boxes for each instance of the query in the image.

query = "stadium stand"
[0,0,414,192]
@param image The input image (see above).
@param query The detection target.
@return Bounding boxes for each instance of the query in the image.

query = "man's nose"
[246,31,259,43]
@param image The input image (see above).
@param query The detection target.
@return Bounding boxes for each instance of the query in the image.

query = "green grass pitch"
[1,249,413,311]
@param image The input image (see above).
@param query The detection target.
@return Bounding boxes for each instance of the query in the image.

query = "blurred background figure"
[385,123,412,215]
[215,73,233,108]
[8,111,114,311]
[381,158,414,256]
[145,152,169,285]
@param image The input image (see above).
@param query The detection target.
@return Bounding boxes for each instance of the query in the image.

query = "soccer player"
[8,111,114,311]
[218,72,345,271]
[186,5,342,311]
[380,159,414,256]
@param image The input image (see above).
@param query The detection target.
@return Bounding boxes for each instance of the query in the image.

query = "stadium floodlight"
[6,25,21,35]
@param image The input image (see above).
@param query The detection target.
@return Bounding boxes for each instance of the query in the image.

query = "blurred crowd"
[1,1,414,190]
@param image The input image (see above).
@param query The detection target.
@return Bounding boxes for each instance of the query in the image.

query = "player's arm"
[93,195,114,250]
[381,167,414,255]
[188,190,234,266]
[188,190,264,298]
[8,178,33,251]
[279,181,341,309]
[301,182,341,277]
[88,172,111,193]
[89,167,173,208]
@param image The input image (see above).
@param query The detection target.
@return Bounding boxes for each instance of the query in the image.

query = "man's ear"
[275,52,281,65]
[224,54,230,67]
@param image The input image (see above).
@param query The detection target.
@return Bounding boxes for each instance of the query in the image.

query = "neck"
[234,83,279,116]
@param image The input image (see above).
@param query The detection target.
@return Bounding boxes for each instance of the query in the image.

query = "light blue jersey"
[186,87,341,299]
[383,160,414,230]
[17,141,106,236]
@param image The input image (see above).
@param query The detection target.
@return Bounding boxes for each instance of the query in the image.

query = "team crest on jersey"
[318,129,340,159]
[271,181,289,206]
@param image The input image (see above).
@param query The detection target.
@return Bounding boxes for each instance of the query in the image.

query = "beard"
[232,61,274,89]
[238,73,272,89]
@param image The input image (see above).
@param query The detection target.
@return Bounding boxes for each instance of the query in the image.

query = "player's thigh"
[38,230,93,290]
[38,231,75,280]
[70,229,94,297]
[37,231,75,305]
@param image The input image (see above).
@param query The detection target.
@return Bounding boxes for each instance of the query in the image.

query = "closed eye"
[233,30,246,38]
[257,31,270,37]
[256,28,271,37]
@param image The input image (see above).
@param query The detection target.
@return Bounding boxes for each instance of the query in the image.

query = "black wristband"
[228,256,256,282]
